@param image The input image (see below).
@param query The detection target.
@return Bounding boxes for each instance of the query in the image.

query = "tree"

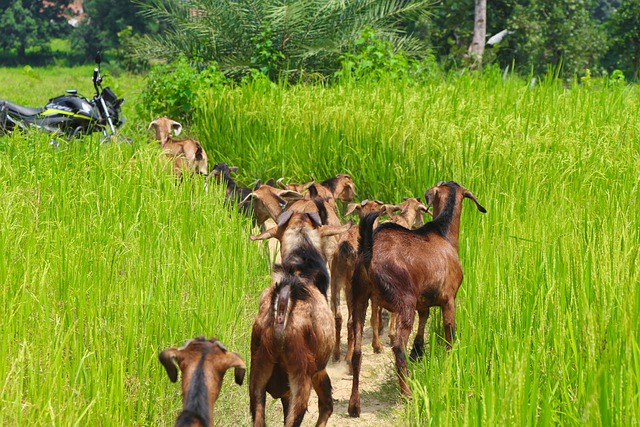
[468,0,487,67]
[130,0,433,81]
[70,0,160,62]
[508,0,606,77]
[608,0,640,80]
[0,0,73,59]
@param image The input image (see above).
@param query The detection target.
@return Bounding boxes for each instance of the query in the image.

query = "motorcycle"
[0,53,125,140]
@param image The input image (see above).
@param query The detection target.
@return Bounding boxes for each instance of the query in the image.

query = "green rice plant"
[2,66,640,426]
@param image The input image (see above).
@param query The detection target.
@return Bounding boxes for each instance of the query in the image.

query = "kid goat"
[159,336,246,427]
[148,117,208,176]
[348,181,486,417]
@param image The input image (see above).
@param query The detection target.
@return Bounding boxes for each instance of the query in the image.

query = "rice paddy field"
[1,66,639,426]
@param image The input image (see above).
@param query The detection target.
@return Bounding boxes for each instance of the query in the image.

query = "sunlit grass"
[1,67,639,425]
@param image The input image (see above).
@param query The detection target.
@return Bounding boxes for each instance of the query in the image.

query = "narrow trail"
[303,303,405,426]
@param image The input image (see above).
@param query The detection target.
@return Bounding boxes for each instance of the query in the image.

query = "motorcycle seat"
[1,100,44,117]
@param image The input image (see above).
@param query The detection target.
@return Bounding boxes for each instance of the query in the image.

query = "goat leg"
[393,308,415,397]
[249,353,274,427]
[443,300,456,349]
[286,375,312,427]
[312,369,333,427]
[348,293,368,417]
[370,298,384,354]
[409,308,430,361]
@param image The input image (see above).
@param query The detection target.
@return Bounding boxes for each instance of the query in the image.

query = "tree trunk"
[468,0,486,69]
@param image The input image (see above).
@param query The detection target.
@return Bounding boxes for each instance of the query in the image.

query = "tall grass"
[1,67,639,425]
[195,74,640,425]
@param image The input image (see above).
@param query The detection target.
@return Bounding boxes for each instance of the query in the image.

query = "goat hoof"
[348,402,360,418]
[372,343,383,354]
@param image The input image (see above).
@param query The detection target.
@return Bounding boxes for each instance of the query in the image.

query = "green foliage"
[508,0,606,78]
[251,24,286,81]
[336,27,439,82]
[136,55,228,122]
[607,0,640,80]
[131,0,433,82]
[70,0,160,63]
[0,0,72,60]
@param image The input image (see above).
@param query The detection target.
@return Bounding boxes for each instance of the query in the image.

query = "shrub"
[335,27,439,83]
[136,55,228,122]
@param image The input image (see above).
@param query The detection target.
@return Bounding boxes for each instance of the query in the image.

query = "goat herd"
[149,117,487,426]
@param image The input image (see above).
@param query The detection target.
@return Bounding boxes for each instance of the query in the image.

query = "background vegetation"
[1,63,639,425]
[2,0,640,81]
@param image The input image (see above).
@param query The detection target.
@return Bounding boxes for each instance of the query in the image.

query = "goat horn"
[464,190,487,213]
[276,178,287,189]
[147,120,158,132]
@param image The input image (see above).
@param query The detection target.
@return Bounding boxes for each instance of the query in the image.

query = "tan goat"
[148,117,208,176]
[159,336,246,427]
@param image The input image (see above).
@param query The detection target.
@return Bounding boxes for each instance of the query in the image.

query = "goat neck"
[425,181,486,251]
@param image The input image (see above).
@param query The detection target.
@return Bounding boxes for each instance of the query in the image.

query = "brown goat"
[329,199,386,363]
[348,181,486,416]
[371,197,431,352]
[250,210,350,261]
[148,117,208,176]
[250,213,336,427]
[159,336,246,427]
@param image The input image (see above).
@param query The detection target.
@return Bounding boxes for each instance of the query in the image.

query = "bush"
[335,27,439,83]
[136,55,228,122]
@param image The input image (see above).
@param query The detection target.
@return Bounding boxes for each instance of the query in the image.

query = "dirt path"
[303,305,404,426]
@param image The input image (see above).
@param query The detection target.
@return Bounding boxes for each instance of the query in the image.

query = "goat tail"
[358,211,380,268]
[274,284,291,343]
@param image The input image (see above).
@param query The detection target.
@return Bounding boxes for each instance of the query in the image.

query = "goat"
[250,212,336,427]
[348,181,486,416]
[159,336,246,427]
[371,197,431,352]
[276,177,315,194]
[238,183,304,228]
[148,117,208,176]
[333,198,430,365]
[329,199,386,363]
[278,174,356,206]
[250,210,350,261]
[206,163,253,202]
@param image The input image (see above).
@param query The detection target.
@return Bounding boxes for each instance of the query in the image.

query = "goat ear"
[230,166,239,173]
[276,210,294,227]
[424,187,437,210]
[228,352,247,386]
[464,190,487,213]
[302,181,315,191]
[253,179,262,190]
[320,221,352,237]
[250,226,277,241]
[382,204,401,216]
[345,203,359,216]
[307,212,323,227]
[170,121,182,136]
[307,184,319,198]
[159,349,180,383]
[238,193,253,209]
[277,190,303,201]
